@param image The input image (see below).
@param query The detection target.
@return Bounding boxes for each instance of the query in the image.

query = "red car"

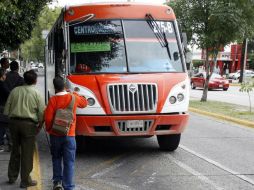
[191,72,229,91]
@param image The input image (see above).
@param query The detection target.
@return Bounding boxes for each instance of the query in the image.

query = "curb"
[189,107,254,128]
[28,144,42,190]
[229,83,240,86]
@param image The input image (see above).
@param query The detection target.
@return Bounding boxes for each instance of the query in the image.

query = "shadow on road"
[76,137,162,157]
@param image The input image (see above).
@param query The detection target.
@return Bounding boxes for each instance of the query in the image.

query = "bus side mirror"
[173,52,179,61]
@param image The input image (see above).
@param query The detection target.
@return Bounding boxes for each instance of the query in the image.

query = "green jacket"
[4,85,45,123]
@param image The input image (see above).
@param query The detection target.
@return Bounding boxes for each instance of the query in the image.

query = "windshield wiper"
[68,13,95,27]
[145,14,171,60]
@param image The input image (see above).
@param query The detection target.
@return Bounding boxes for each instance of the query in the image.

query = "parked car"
[229,70,254,80]
[228,70,240,79]
[30,62,38,72]
[37,63,44,74]
[191,72,229,91]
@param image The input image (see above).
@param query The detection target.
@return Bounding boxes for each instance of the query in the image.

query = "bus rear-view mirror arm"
[67,13,95,27]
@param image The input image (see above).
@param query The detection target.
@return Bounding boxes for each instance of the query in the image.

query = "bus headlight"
[177,93,184,102]
[87,98,96,106]
[169,96,177,104]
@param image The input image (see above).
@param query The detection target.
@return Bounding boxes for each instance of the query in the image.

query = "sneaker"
[20,180,37,188]
[0,145,4,152]
[53,181,63,190]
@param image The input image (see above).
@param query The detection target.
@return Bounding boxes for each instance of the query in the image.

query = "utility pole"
[239,38,248,83]
[243,38,248,82]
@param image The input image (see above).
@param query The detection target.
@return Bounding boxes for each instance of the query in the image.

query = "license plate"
[127,120,144,129]
[219,84,223,87]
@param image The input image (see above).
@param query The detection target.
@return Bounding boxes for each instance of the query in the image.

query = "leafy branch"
[240,82,254,112]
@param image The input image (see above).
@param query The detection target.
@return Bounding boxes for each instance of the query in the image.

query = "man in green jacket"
[4,70,45,188]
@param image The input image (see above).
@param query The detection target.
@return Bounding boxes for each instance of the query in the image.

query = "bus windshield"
[69,20,183,74]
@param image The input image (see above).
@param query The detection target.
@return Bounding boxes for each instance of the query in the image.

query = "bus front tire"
[157,134,181,151]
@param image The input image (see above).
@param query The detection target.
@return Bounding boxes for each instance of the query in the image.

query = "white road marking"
[91,162,124,178]
[75,184,96,190]
[143,172,157,186]
[167,154,224,190]
[94,179,132,190]
[90,161,132,189]
[180,145,254,186]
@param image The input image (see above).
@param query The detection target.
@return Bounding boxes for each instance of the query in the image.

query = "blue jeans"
[50,135,76,190]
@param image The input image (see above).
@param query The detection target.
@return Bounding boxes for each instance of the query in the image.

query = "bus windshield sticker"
[71,42,111,53]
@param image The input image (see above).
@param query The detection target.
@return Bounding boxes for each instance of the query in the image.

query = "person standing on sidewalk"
[44,76,87,190]
[0,57,10,72]
[5,60,24,90]
[4,60,25,152]
[4,70,45,188]
[0,58,10,152]
[0,68,10,152]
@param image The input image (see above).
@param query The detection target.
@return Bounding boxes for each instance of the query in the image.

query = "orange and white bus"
[45,2,189,151]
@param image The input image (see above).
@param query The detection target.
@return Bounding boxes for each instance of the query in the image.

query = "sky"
[51,0,166,7]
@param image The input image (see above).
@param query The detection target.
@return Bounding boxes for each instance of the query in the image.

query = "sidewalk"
[0,150,21,190]
[0,146,40,190]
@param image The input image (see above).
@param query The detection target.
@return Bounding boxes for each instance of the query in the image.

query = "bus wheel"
[76,135,91,153]
[157,134,181,151]
[191,82,196,89]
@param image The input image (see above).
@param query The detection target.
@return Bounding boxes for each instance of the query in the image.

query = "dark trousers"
[8,119,36,184]
[0,126,5,145]
[50,135,76,190]
[0,106,8,145]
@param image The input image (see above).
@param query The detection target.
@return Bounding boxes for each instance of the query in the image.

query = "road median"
[189,100,254,128]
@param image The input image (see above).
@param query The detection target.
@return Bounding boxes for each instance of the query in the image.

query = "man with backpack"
[44,76,87,190]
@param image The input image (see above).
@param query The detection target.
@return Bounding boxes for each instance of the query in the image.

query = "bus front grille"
[107,83,158,114]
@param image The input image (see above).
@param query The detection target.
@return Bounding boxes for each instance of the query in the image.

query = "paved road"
[32,76,254,190]
[190,86,254,107]
[37,113,254,190]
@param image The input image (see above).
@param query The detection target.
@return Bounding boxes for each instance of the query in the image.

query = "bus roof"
[64,3,176,22]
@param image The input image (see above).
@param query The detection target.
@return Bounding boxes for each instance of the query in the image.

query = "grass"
[190,100,254,122]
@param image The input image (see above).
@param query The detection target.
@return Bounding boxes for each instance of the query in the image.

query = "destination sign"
[74,24,119,35]
[71,42,111,53]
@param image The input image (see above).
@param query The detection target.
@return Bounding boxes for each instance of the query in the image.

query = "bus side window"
[53,27,65,77]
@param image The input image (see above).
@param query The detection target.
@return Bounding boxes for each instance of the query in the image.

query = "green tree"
[168,0,254,101]
[20,6,61,62]
[240,82,254,112]
[0,0,52,50]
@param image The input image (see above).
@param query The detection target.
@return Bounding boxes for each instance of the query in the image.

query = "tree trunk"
[201,48,210,102]
[201,49,218,102]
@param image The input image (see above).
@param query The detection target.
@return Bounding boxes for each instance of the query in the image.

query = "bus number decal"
[152,22,173,34]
